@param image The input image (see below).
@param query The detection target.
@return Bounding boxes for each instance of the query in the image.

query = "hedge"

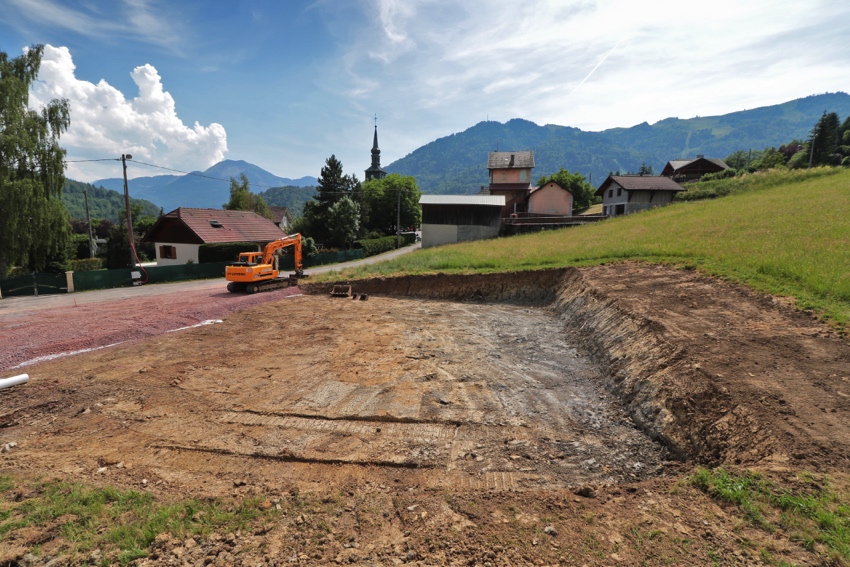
[70,258,105,272]
[198,242,259,263]
[355,233,416,257]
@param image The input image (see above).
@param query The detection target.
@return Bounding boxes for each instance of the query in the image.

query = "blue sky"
[1,0,848,184]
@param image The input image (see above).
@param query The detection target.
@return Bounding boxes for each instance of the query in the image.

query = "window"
[159,245,176,259]
[608,189,613,198]
[617,188,622,196]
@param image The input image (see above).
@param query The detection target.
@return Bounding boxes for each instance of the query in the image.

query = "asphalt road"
[0,242,421,315]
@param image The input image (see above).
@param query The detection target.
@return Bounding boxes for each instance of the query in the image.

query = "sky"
[1,0,848,184]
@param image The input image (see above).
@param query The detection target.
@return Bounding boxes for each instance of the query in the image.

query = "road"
[0,242,420,315]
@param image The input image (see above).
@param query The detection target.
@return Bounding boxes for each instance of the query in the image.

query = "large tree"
[358,173,422,235]
[301,155,360,244]
[0,45,71,278]
[809,111,840,166]
[223,173,272,219]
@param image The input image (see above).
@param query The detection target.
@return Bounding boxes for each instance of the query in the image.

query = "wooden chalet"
[661,155,729,183]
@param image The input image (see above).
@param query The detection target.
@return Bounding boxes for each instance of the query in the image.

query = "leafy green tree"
[536,169,596,210]
[223,173,272,219]
[326,196,360,248]
[358,174,422,235]
[0,45,72,278]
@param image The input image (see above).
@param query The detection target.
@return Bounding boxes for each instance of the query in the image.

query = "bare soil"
[1,263,850,566]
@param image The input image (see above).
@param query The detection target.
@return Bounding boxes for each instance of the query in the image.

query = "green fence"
[2,251,365,298]
[0,272,67,297]
[72,262,230,292]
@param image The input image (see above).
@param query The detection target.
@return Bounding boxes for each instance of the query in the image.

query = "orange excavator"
[225,233,304,293]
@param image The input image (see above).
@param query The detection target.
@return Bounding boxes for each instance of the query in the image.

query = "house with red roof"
[144,208,285,265]
[596,175,685,217]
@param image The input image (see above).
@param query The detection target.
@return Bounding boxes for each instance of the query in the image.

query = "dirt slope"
[1,263,849,566]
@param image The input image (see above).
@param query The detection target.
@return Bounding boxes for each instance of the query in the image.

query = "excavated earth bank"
[2,263,850,566]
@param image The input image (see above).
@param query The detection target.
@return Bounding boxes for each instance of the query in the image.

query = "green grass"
[323,167,850,330]
[689,468,850,563]
[0,476,276,565]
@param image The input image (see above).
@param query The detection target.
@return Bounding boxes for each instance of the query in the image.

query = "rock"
[543,525,557,536]
[574,486,597,498]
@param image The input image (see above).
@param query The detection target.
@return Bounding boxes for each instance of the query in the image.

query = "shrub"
[700,168,739,182]
[198,242,258,263]
[70,258,104,272]
[842,156,850,167]
[356,236,398,257]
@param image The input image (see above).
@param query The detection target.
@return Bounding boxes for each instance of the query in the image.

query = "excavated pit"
[3,265,849,502]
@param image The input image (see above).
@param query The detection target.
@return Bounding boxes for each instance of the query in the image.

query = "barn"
[419,195,505,248]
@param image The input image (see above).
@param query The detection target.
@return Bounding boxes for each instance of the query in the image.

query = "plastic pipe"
[0,374,29,390]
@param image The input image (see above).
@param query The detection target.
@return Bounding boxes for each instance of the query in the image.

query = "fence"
[1,250,365,297]
[0,272,68,297]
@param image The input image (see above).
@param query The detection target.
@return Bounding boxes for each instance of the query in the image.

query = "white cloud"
[28,45,227,182]
[329,0,848,167]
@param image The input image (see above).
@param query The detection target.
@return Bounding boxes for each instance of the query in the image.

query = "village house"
[482,151,535,217]
[661,155,729,183]
[596,175,685,217]
[268,206,293,231]
[418,195,505,248]
[144,208,285,265]
[527,180,574,216]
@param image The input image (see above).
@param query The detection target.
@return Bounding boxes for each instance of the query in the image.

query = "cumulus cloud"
[28,45,227,181]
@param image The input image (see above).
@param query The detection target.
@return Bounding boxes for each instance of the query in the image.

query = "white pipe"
[0,374,29,390]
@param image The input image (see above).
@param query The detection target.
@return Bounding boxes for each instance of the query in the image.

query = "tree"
[223,173,272,219]
[301,155,360,243]
[326,196,360,248]
[638,162,653,175]
[358,174,422,235]
[0,45,71,278]
[536,169,596,210]
[808,111,840,166]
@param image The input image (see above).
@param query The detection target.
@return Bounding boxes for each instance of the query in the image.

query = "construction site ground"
[2,263,850,566]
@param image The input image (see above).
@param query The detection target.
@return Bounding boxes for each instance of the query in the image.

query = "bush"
[198,242,258,263]
[70,258,104,272]
[700,168,739,182]
[356,236,398,257]
[355,233,416,257]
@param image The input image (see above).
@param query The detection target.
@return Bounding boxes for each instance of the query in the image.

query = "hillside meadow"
[326,167,850,330]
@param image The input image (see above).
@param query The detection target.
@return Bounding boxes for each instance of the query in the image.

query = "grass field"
[327,167,850,330]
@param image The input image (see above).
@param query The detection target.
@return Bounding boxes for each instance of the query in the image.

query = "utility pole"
[396,186,401,249]
[808,125,817,168]
[83,189,95,258]
[121,154,135,268]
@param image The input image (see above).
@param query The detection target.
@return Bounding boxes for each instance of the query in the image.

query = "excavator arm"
[262,233,303,276]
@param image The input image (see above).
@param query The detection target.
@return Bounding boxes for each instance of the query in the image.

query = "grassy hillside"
[328,167,850,329]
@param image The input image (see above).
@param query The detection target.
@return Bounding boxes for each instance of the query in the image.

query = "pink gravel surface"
[0,285,302,372]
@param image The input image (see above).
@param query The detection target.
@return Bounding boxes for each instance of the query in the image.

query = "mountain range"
[82,92,850,214]
[386,92,850,194]
[93,159,317,212]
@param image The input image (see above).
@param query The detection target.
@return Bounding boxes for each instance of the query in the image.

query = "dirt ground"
[2,264,850,566]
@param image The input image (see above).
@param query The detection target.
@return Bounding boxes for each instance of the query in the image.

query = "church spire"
[365,116,387,181]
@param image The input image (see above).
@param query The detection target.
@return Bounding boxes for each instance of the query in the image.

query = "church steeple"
[365,118,387,181]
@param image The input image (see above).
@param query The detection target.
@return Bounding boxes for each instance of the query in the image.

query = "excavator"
[225,233,304,293]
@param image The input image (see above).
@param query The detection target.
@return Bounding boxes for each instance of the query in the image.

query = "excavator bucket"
[330,285,352,298]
